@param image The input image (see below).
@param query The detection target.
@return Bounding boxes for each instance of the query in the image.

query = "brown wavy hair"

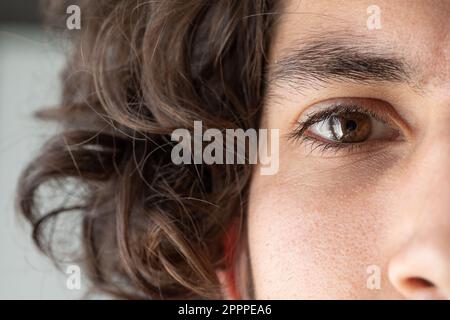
[16,0,279,299]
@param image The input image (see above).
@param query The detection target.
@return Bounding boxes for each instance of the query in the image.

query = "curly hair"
[16,0,279,299]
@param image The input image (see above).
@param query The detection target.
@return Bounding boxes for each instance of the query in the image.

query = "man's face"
[247,0,450,299]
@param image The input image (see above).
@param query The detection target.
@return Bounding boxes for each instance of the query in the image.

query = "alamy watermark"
[66,5,81,30]
[65,264,81,290]
[367,5,382,30]
[366,264,381,290]
[171,121,279,175]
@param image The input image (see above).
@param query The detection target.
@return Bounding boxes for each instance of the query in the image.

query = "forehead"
[272,0,450,86]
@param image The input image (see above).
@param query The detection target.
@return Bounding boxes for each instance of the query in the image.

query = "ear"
[216,220,242,300]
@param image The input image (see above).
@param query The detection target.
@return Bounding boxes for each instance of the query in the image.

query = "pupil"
[345,120,357,131]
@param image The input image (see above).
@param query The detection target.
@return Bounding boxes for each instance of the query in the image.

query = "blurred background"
[0,0,83,299]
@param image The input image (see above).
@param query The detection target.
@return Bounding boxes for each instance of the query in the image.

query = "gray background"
[0,1,84,299]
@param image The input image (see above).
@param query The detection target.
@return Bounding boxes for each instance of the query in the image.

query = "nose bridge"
[420,13,450,88]
[387,129,450,298]
[405,128,450,221]
[402,133,450,261]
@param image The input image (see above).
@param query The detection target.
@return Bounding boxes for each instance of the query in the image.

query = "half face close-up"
[247,0,450,299]
[2,0,449,301]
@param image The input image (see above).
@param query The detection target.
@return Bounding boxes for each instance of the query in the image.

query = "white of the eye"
[369,117,395,139]
[308,116,391,141]
[308,118,336,140]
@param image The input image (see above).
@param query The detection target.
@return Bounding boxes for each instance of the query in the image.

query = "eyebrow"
[266,35,415,91]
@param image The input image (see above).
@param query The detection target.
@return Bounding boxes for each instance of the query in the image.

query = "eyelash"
[289,104,396,154]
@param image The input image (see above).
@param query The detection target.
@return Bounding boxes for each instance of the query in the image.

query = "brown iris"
[329,112,371,143]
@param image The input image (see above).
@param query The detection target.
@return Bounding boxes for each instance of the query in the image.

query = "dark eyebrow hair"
[266,36,414,91]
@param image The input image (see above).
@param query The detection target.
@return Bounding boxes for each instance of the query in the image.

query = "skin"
[220,0,450,299]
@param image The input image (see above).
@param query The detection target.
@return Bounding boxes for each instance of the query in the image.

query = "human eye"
[289,98,406,156]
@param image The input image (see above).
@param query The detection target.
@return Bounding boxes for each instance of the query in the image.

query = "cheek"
[246,151,401,299]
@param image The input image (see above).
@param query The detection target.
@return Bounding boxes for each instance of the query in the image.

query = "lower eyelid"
[297,136,402,158]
